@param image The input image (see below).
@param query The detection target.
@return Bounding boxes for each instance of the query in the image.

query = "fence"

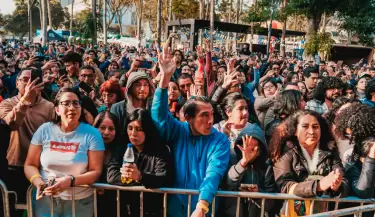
[2,181,375,217]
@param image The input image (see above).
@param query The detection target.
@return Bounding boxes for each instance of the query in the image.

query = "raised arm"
[151,43,184,143]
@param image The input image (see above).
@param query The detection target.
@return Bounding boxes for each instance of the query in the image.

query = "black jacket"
[345,158,375,217]
[107,144,173,217]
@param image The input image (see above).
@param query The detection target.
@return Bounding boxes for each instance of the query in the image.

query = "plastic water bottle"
[121,143,135,184]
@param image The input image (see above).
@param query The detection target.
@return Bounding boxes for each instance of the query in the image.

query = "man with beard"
[62,52,82,86]
[177,73,194,101]
[110,70,154,133]
[306,76,344,115]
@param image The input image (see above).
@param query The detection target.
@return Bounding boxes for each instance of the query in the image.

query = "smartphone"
[58,69,67,77]
[240,184,258,191]
[31,69,43,85]
[78,81,92,93]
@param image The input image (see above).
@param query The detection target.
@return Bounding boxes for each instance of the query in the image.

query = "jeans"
[33,193,94,217]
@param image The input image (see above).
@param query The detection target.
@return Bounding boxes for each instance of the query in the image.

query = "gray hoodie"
[218,124,276,217]
[110,71,155,133]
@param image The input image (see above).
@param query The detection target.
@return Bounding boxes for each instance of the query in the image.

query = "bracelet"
[196,202,209,213]
[29,174,42,184]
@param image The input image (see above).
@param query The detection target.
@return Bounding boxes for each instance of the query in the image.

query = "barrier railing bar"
[211,197,216,217]
[89,183,375,203]
[163,193,167,217]
[50,196,54,217]
[94,188,97,217]
[0,179,10,217]
[27,185,33,217]
[260,198,265,217]
[335,201,339,210]
[116,190,120,217]
[359,202,364,217]
[187,194,191,217]
[23,183,375,217]
[140,191,144,217]
[307,203,375,217]
[72,187,76,217]
[309,200,315,215]
[235,197,240,217]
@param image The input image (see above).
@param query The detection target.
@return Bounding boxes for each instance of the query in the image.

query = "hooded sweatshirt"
[110,71,154,133]
[151,88,230,217]
[219,124,276,217]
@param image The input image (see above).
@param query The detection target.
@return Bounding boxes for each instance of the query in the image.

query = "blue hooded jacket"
[151,88,230,217]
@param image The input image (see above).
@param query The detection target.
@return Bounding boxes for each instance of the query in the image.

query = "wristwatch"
[69,175,75,187]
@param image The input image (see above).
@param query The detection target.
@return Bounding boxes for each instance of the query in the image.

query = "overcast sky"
[0,0,16,15]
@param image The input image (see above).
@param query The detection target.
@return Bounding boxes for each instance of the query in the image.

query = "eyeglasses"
[18,77,30,84]
[263,85,276,90]
[80,74,94,78]
[272,67,280,70]
[59,100,81,108]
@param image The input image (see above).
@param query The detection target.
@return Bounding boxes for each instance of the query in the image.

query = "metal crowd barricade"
[0,179,23,217]
[24,182,375,217]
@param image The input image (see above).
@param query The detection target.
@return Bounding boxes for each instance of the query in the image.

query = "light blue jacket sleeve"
[151,87,183,143]
[243,68,260,100]
[198,135,230,203]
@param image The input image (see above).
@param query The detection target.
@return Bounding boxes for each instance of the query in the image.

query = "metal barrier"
[0,179,22,217]
[22,183,375,217]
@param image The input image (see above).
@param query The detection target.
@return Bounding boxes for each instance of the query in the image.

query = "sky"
[0,0,16,15]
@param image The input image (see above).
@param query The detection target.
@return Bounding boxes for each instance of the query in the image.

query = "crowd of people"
[1,37,375,217]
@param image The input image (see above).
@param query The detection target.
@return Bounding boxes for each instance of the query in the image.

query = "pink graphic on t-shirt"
[50,141,80,153]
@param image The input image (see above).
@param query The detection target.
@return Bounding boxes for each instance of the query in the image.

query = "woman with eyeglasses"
[24,88,105,217]
[254,77,279,128]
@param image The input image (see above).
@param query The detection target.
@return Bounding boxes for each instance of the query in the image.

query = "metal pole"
[41,0,48,46]
[168,0,172,21]
[92,0,97,46]
[137,0,143,47]
[28,0,32,41]
[210,0,214,49]
[266,5,273,57]
[157,0,162,45]
[70,0,74,37]
[103,0,107,44]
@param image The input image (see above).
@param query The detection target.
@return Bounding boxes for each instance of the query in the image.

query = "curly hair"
[325,97,361,124]
[334,104,375,162]
[269,110,336,163]
[312,76,344,102]
[100,79,125,103]
[365,79,375,100]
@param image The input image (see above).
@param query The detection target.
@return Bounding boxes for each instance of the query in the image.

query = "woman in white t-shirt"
[24,87,105,217]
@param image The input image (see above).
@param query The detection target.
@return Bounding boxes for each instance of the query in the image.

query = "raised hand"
[222,65,240,89]
[237,135,260,167]
[196,45,204,58]
[204,39,211,52]
[158,43,177,78]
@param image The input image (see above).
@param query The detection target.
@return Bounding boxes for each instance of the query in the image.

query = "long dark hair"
[269,110,336,163]
[93,111,121,148]
[53,87,87,124]
[125,109,163,152]
[325,97,361,124]
[273,90,303,120]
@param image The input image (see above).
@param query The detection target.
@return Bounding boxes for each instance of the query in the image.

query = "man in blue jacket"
[151,44,230,217]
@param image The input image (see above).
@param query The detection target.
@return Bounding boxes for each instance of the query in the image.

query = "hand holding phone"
[240,184,259,192]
